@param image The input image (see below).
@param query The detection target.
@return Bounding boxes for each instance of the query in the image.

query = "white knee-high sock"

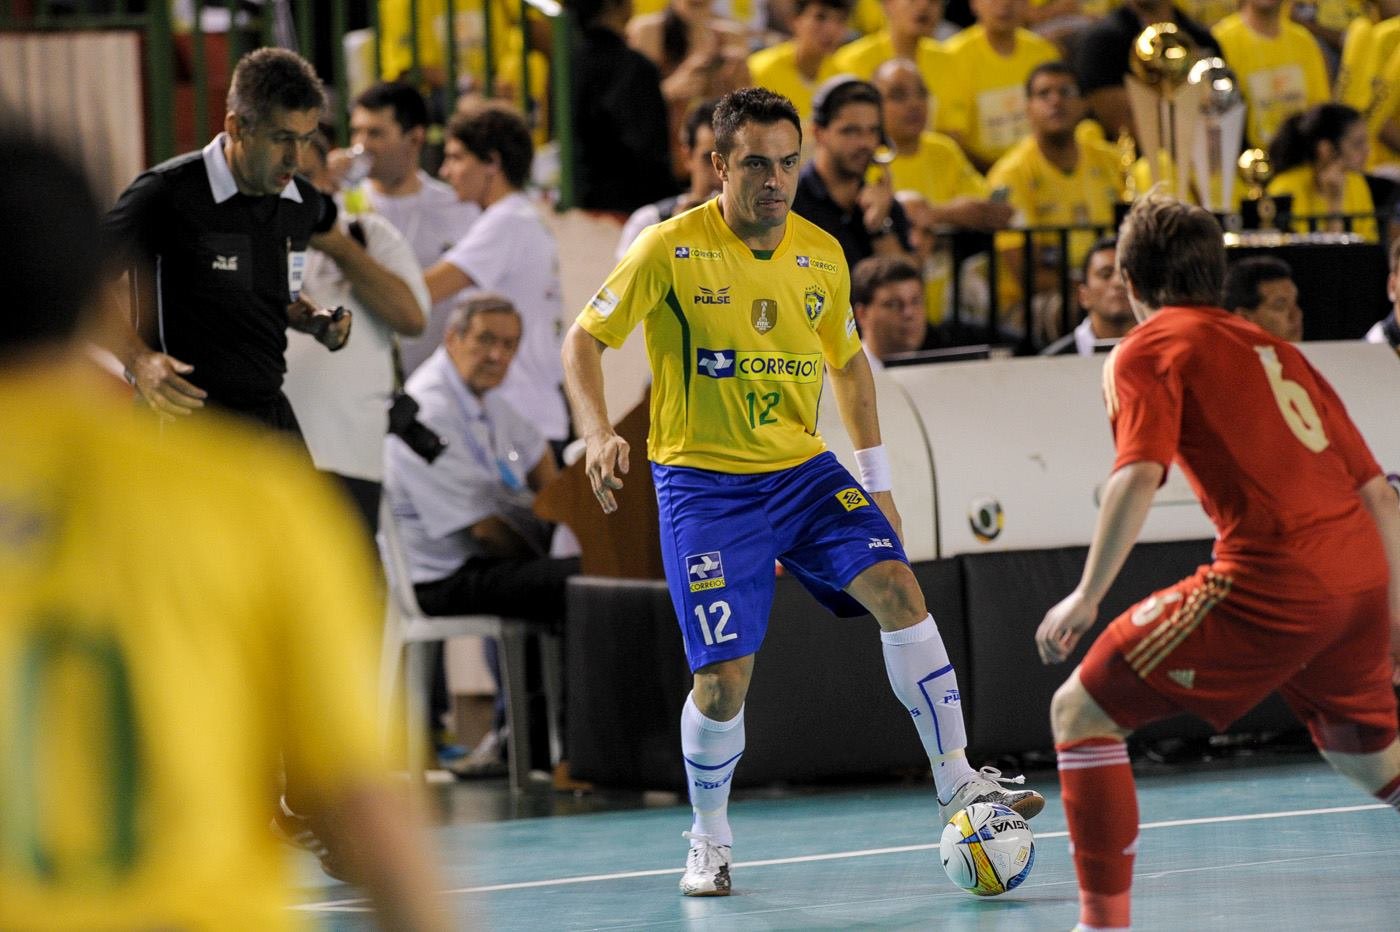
[681,692,744,847]
[881,615,976,799]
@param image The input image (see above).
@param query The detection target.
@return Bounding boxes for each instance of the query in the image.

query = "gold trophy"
[1187,57,1245,215]
[1238,147,1278,231]
[1126,23,1201,200]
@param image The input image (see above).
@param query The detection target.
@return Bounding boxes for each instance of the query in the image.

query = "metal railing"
[1,0,575,204]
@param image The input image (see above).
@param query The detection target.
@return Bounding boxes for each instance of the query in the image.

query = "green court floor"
[296,758,1400,930]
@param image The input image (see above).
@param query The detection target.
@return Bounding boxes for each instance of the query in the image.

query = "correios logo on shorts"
[696,347,822,382]
[686,551,726,592]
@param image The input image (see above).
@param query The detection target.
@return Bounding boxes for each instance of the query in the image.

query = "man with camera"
[383,293,577,773]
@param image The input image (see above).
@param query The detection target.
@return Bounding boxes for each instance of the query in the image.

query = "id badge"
[287,248,308,302]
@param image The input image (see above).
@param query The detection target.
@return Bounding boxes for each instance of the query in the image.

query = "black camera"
[387,392,447,463]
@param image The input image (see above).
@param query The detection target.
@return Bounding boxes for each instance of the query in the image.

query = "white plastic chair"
[377,497,563,792]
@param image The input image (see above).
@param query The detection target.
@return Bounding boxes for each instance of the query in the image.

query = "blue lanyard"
[439,354,525,492]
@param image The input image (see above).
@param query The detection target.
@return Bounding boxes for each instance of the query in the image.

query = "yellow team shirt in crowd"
[1267,165,1380,241]
[1212,14,1330,146]
[0,377,386,931]
[882,130,988,323]
[988,136,1125,299]
[830,32,956,131]
[849,0,886,35]
[940,25,1062,166]
[748,41,841,123]
[1175,0,1239,27]
[1342,17,1400,169]
[577,198,861,474]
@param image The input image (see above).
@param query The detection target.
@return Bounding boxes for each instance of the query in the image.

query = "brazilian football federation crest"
[804,286,826,324]
[751,298,777,333]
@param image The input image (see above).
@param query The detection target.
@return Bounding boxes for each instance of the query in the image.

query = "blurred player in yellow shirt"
[872,58,1013,324]
[0,129,446,932]
[749,0,854,121]
[1212,0,1330,147]
[987,63,1124,338]
[832,0,958,132]
[942,0,1062,171]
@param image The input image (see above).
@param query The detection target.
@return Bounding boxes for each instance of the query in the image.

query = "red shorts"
[1079,565,1398,754]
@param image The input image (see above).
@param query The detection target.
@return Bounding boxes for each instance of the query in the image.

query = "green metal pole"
[370,0,382,79]
[483,0,495,97]
[146,0,176,162]
[445,0,458,112]
[296,0,313,58]
[332,0,349,144]
[519,0,529,116]
[551,7,573,209]
[408,0,421,85]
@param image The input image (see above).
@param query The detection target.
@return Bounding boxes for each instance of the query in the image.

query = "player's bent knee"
[850,560,926,628]
[1050,674,1127,744]
[693,657,754,721]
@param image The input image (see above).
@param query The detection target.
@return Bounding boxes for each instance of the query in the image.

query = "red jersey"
[1105,305,1386,595]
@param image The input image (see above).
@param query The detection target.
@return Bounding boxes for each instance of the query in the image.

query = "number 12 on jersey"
[694,601,737,645]
[745,391,780,428]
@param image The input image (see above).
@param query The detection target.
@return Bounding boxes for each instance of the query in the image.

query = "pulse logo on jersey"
[796,255,839,273]
[697,348,735,378]
[836,487,870,511]
[212,255,239,272]
[694,285,732,305]
[687,551,726,592]
[697,349,822,382]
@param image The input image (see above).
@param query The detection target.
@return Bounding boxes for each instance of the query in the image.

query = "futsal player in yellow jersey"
[940,0,1062,171]
[747,0,852,123]
[1212,0,1329,147]
[562,87,1043,899]
[0,130,444,932]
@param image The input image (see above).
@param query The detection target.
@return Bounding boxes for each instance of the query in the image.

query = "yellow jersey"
[941,25,1062,167]
[883,131,988,323]
[1362,24,1400,168]
[830,32,957,132]
[1212,15,1330,146]
[0,373,385,931]
[1175,0,1237,27]
[748,41,841,123]
[577,198,861,473]
[1267,165,1379,241]
[988,136,1125,300]
[849,0,886,35]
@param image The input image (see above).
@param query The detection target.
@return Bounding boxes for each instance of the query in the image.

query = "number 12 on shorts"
[694,600,737,645]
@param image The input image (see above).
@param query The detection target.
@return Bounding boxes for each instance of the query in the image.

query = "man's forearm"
[561,324,612,439]
[1077,461,1164,603]
[1359,474,1400,600]
[315,231,425,336]
[827,349,882,450]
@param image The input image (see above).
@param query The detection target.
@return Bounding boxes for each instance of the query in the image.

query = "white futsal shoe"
[938,765,1046,824]
[679,831,732,896]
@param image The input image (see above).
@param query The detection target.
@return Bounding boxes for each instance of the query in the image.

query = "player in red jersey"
[1035,193,1400,932]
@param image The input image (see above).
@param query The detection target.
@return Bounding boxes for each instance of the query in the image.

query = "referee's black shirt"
[105,135,334,419]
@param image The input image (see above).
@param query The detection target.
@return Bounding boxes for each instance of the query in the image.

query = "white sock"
[880,615,976,800]
[681,692,744,847]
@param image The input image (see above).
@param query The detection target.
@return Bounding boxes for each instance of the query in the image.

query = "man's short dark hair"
[852,255,922,307]
[1025,60,1078,96]
[683,99,719,152]
[354,81,430,133]
[228,48,326,129]
[1080,235,1116,282]
[812,76,882,128]
[1118,193,1226,309]
[0,129,104,350]
[1222,256,1293,313]
[447,292,521,336]
[713,87,803,156]
[795,0,855,15]
[446,103,534,189]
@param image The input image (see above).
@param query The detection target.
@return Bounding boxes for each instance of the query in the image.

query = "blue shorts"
[652,451,909,672]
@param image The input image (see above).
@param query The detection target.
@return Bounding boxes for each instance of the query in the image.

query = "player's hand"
[288,296,353,350]
[584,429,629,515]
[130,350,206,417]
[871,490,904,547]
[1036,589,1098,665]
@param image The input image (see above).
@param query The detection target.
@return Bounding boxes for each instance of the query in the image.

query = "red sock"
[1057,738,1138,930]
[1376,772,1400,812]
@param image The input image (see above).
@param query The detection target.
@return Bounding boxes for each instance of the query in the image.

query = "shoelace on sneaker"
[976,765,1027,787]
[682,830,728,870]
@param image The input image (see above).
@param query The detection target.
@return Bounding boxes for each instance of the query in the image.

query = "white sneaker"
[679,831,732,896]
[938,766,1046,824]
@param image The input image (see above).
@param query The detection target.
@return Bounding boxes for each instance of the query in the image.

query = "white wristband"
[854,445,892,492]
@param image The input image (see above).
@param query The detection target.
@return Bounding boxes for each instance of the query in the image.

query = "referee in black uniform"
[104,48,394,435]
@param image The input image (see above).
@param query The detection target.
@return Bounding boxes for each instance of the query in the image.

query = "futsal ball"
[939,802,1036,896]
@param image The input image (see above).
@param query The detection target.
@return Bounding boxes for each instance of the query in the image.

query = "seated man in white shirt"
[1039,236,1136,356]
[852,255,929,369]
[1365,235,1400,351]
[382,293,577,773]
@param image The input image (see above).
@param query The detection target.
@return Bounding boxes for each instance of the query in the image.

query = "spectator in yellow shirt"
[831,0,959,131]
[987,62,1125,341]
[749,0,855,121]
[873,58,1014,323]
[1212,0,1330,147]
[1267,102,1379,241]
[942,0,1063,171]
